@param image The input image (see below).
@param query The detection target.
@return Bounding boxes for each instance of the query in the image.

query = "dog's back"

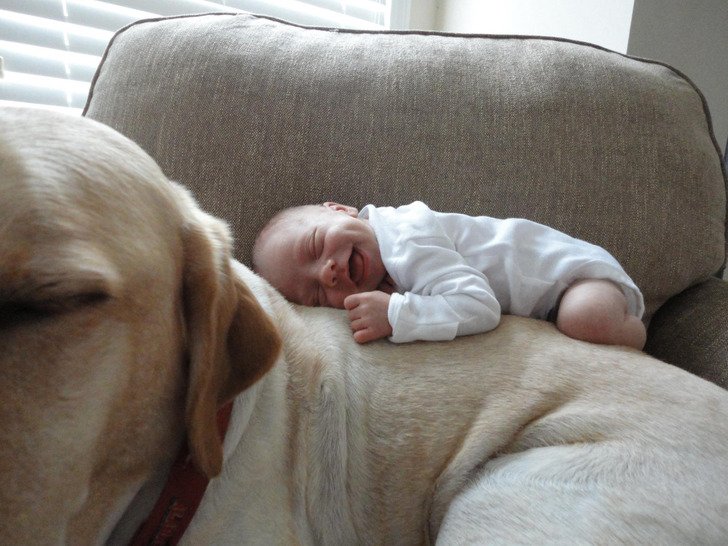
[268,302,728,544]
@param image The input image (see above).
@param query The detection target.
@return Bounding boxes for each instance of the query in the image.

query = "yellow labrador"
[1,108,727,545]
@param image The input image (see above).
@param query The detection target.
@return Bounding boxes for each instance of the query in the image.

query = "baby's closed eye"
[308,229,318,258]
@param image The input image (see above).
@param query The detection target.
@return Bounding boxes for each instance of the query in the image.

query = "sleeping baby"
[252,201,646,349]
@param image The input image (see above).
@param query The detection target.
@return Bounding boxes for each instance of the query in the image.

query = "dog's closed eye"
[0,289,110,320]
[0,262,118,327]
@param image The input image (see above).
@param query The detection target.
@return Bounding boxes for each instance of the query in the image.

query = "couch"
[83,12,727,388]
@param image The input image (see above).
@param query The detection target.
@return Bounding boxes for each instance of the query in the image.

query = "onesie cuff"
[387,292,459,343]
[387,293,404,341]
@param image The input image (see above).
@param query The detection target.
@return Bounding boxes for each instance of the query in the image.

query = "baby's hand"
[344,291,392,344]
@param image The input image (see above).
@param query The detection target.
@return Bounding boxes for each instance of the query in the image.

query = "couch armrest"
[646,277,728,389]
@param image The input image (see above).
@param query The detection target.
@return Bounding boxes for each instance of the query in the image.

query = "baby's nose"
[320,259,340,287]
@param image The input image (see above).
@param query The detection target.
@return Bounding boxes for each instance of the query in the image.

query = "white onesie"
[358,201,644,343]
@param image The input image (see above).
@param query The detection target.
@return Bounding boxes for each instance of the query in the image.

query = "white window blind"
[0,0,399,114]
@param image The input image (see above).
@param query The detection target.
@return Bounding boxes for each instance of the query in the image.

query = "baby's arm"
[350,202,502,344]
[389,290,501,343]
[385,234,501,343]
[343,288,503,344]
[343,245,502,344]
[344,291,391,343]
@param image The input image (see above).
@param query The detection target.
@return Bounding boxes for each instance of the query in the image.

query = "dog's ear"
[181,215,281,478]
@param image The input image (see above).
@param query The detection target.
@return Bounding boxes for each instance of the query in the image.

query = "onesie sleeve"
[368,202,501,343]
[388,289,501,343]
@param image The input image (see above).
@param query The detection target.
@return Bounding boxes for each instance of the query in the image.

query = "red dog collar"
[129,402,234,546]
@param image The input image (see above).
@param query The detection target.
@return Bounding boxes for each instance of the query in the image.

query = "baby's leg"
[555,279,646,350]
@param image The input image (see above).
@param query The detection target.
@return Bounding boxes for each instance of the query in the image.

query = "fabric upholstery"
[84,12,727,325]
[647,277,728,388]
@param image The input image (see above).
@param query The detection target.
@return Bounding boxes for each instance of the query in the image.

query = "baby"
[253,201,646,349]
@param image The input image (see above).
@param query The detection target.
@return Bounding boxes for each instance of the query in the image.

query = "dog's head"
[0,108,280,544]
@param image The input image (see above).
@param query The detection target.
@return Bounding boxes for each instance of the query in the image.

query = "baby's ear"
[323,202,358,217]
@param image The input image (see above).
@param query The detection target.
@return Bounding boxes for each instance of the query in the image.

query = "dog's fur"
[1,108,727,545]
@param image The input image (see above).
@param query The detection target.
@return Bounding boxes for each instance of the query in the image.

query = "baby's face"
[257,204,387,308]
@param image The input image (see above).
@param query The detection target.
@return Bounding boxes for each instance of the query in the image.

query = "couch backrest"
[84,13,727,320]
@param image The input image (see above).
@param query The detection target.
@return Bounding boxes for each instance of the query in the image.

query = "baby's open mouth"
[349,248,365,286]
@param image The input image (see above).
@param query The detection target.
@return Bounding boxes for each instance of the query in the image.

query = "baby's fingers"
[349,316,366,332]
[344,293,362,310]
[353,327,379,344]
[346,303,362,323]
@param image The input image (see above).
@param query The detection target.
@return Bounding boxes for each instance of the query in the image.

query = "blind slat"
[0,10,114,55]
[0,0,394,113]
[2,0,154,32]
[226,0,385,26]
[107,0,249,16]
[2,70,89,108]
[0,40,100,81]
[222,0,379,29]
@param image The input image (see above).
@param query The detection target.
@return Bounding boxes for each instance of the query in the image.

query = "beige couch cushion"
[84,13,727,321]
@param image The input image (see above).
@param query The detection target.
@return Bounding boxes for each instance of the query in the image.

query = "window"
[0,0,405,114]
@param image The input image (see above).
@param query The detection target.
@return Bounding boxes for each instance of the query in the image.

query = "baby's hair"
[252,204,325,273]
